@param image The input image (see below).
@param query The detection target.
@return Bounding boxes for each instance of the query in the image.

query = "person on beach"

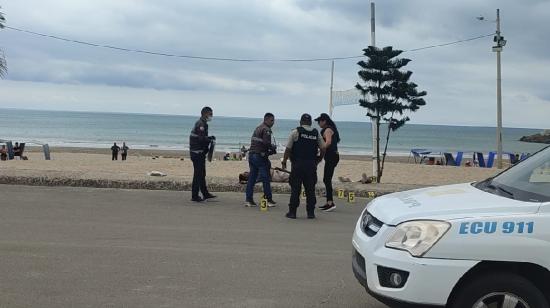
[245,112,277,207]
[189,106,217,202]
[13,142,21,157]
[315,113,340,212]
[111,142,120,160]
[240,145,248,159]
[282,113,325,219]
[121,142,129,161]
[0,144,7,161]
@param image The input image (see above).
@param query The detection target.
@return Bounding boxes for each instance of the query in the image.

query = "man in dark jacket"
[281,113,325,219]
[121,142,129,161]
[189,106,217,202]
[111,142,120,160]
[245,113,277,207]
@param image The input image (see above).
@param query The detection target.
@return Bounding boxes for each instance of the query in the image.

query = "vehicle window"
[491,147,550,201]
[529,163,550,183]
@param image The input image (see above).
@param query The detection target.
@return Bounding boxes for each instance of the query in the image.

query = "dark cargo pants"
[288,159,317,215]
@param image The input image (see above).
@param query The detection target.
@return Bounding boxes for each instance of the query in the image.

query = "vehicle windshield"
[479,146,550,202]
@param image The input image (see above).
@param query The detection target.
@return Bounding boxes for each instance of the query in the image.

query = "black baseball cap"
[300,113,312,123]
[315,113,330,122]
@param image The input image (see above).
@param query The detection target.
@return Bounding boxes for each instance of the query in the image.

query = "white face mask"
[206,116,213,122]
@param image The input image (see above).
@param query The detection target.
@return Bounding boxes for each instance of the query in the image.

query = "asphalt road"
[0,185,387,308]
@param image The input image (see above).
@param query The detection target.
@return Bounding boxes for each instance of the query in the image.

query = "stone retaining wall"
[0,176,428,198]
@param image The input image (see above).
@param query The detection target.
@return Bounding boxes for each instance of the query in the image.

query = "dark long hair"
[324,116,340,144]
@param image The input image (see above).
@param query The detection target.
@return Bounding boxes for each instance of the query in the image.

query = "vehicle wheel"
[449,272,548,308]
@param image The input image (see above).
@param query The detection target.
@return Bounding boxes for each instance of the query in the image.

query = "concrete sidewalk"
[0,185,387,308]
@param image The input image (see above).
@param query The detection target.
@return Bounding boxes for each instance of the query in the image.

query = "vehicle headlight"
[385,221,450,257]
[361,200,374,216]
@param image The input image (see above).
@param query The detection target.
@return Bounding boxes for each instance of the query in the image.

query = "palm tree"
[0,7,7,78]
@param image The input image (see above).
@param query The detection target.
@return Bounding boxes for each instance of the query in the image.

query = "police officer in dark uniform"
[245,113,277,207]
[281,113,325,219]
[189,106,217,202]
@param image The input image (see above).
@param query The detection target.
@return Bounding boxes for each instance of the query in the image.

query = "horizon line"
[0,107,546,131]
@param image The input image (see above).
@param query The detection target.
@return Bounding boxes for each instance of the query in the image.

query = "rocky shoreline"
[520,131,550,144]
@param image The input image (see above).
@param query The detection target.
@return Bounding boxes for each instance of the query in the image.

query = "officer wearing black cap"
[189,106,217,202]
[282,113,325,219]
[245,112,277,207]
[315,113,340,212]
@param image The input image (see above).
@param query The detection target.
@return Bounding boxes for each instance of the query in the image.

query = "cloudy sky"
[0,0,549,128]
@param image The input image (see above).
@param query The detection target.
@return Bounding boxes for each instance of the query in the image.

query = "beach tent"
[0,139,51,160]
[409,148,443,164]
[409,148,448,164]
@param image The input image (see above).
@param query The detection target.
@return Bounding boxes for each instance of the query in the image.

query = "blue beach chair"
[476,152,495,168]
[475,152,486,168]
[486,152,496,168]
[444,151,464,166]
[6,141,15,160]
[444,153,454,165]
[475,152,494,168]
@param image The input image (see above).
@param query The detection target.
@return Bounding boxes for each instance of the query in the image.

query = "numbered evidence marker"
[367,191,377,199]
[348,192,356,203]
[337,189,345,199]
[260,197,268,212]
[301,189,306,199]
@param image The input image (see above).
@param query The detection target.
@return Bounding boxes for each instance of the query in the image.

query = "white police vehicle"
[352,146,550,308]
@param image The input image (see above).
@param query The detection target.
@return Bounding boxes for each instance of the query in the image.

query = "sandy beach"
[0,146,501,194]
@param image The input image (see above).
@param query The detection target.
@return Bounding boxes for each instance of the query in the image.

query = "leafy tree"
[356,46,427,183]
[0,7,6,78]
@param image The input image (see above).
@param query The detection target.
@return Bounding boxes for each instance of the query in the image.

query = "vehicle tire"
[449,271,548,308]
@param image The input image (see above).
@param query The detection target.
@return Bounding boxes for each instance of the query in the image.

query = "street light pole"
[370,2,378,181]
[493,9,504,169]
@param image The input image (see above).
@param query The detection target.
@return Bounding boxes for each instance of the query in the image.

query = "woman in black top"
[315,113,340,212]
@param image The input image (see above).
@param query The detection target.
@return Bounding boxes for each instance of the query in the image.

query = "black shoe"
[203,194,217,200]
[191,196,204,202]
[244,200,257,207]
[321,203,336,212]
[285,212,296,219]
[267,199,277,207]
[307,212,316,219]
[319,203,329,210]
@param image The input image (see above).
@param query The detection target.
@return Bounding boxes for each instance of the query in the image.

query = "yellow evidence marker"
[337,189,345,199]
[348,192,356,203]
[260,196,268,212]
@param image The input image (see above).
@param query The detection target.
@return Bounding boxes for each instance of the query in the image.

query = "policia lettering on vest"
[188,106,217,202]
[281,113,326,219]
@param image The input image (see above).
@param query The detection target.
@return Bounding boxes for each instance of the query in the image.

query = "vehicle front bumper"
[352,223,478,307]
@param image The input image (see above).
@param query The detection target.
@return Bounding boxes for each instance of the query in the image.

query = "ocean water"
[0,108,547,156]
